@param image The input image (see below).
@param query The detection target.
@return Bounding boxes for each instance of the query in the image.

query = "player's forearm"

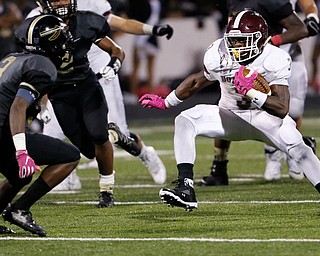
[109,14,145,35]
[97,37,125,62]
[298,0,318,16]
[275,13,308,45]
[9,97,28,136]
[175,71,212,100]
[261,85,290,118]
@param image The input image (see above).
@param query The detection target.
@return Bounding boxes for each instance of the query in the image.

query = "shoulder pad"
[27,55,57,81]
[204,39,224,72]
[260,45,292,84]
[77,0,111,16]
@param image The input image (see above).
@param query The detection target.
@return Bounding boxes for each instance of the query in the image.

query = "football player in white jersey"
[28,0,173,190]
[199,0,320,186]
[139,10,320,211]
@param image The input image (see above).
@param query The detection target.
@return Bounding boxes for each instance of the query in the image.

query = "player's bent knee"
[278,117,303,147]
[175,114,196,136]
[175,114,190,128]
[92,134,110,146]
[288,142,312,162]
[66,145,81,162]
[8,175,32,188]
[289,98,304,119]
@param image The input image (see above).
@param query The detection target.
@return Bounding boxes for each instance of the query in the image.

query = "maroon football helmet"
[224,10,269,63]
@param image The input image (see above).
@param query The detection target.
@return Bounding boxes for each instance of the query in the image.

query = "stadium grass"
[1,117,320,256]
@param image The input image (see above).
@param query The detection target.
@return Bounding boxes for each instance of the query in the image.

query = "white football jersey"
[77,0,111,16]
[203,38,292,110]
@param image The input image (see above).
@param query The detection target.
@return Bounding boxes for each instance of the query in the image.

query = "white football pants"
[174,105,320,186]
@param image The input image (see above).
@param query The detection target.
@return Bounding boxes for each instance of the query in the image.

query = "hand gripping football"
[243,68,271,95]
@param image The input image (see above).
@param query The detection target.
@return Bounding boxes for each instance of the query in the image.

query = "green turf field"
[1,117,320,256]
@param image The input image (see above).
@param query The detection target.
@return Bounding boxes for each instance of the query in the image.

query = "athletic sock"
[13,177,50,210]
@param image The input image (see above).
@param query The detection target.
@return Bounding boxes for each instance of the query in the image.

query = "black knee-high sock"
[13,177,50,210]
[177,163,194,180]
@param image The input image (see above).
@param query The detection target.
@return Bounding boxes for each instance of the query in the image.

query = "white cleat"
[286,155,304,180]
[139,146,166,185]
[264,150,283,181]
[77,159,98,170]
[51,170,82,191]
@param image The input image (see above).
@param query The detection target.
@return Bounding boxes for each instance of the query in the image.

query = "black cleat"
[197,160,229,186]
[0,225,16,235]
[303,136,317,155]
[159,178,198,211]
[108,122,141,156]
[2,205,46,237]
[97,191,115,208]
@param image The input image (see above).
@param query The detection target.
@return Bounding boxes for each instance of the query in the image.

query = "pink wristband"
[270,34,282,46]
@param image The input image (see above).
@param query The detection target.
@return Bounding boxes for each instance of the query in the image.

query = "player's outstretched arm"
[139,69,214,109]
[298,0,320,37]
[109,14,173,39]
[272,12,308,46]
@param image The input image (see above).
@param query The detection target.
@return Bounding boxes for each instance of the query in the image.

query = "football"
[243,68,271,95]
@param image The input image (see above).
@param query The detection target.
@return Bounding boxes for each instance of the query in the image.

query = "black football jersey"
[56,11,111,84]
[0,53,57,126]
[227,0,293,35]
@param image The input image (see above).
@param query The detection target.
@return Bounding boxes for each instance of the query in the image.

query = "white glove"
[100,66,116,81]
[99,57,122,82]
[40,106,51,124]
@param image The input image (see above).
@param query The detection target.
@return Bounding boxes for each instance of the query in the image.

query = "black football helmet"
[15,14,73,66]
[224,10,269,63]
[36,0,77,20]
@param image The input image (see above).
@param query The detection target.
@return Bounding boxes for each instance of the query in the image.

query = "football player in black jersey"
[35,0,125,207]
[0,15,80,236]
[199,0,319,186]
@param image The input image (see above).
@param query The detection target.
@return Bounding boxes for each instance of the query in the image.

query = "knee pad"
[289,97,304,119]
[174,114,196,138]
[287,142,310,162]
[278,117,303,148]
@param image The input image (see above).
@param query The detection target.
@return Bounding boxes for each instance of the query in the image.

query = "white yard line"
[1,237,320,242]
[49,200,320,205]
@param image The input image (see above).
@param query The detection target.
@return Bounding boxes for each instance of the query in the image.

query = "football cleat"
[51,170,82,191]
[108,122,141,156]
[197,160,229,186]
[2,205,47,237]
[286,154,304,180]
[97,191,114,208]
[264,149,283,181]
[303,136,317,155]
[77,159,98,170]
[0,225,16,235]
[139,146,166,184]
[159,178,197,211]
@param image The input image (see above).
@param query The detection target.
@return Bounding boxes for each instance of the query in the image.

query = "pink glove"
[139,94,167,110]
[16,150,41,178]
[234,66,258,96]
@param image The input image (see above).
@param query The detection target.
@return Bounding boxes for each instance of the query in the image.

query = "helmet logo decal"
[40,25,62,41]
